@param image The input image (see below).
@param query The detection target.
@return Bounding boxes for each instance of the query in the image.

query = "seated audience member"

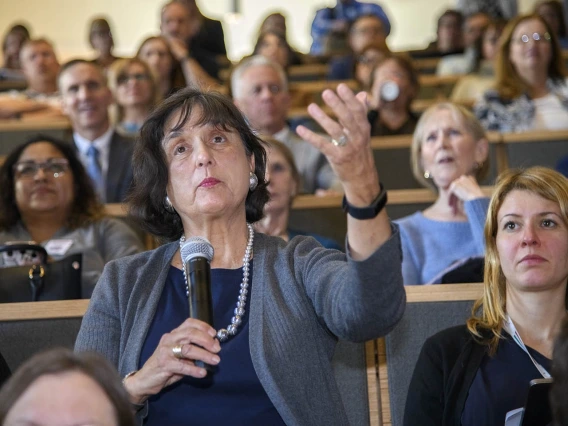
[451,19,507,103]
[137,35,186,98]
[535,0,568,49]
[310,0,391,56]
[551,318,568,426]
[475,14,568,132]
[409,10,464,58]
[231,56,341,194]
[253,30,295,71]
[74,86,405,425]
[255,137,342,250]
[404,166,568,426]
[437,12,490,76]
[0,136,144,297]
[159,0,220,88]
[177,0,228,78]
[0,348,135,426]
[0,23,30,79]
[368,55,420,136]
[59,59,135,203]
[258,13,304,66]
[88,17,122,72]
[0,38,62,119]
[455,0,518,20]
[353,41,390,89]
[327,14,390,81]
[108,58,159,135]
[396,103,490,285]
[0,350,9,387]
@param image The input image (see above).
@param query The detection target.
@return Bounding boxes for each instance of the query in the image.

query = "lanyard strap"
[502,316,551,379]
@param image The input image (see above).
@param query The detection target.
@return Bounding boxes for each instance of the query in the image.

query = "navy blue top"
[139,263,286,426]
[288,228,343,251]
[461,331,551,426]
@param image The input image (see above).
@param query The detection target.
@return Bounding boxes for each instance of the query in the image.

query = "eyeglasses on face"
[13,159,70,179]
[117,73,151,85]
[515,32,551,44]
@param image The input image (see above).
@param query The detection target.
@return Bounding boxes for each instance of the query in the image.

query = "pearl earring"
[423,170,431,179]
[249,172,258,191]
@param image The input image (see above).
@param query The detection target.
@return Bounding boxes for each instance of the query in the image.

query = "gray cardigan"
[75,230,405,425]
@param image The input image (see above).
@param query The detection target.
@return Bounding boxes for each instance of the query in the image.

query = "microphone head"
[181,236,214,263]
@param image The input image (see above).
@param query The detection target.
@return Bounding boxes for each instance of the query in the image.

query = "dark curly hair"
[0,135,105,231]
[128,88,269,241]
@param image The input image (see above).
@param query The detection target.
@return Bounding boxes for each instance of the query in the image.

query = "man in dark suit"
[58,59,134,203]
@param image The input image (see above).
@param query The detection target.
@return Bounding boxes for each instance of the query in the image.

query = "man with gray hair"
[232,55,340,194]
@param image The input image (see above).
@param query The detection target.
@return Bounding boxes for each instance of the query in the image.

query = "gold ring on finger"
[172,345,183,359]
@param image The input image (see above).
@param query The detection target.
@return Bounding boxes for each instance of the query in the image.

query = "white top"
[532,94,568,131]
[73,126,114,189]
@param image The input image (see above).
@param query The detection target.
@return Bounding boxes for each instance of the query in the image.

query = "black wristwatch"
[342,183,387,220]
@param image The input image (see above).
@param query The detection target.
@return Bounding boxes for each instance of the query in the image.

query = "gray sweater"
[75,229,405,425]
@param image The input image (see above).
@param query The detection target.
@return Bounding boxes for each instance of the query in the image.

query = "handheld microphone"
[181,236,215,370]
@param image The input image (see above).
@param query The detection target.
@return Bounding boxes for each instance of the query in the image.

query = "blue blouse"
[139,263,286,426]
[461,331,551,426]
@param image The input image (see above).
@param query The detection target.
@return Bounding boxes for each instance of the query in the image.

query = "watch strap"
[342,183,387,220]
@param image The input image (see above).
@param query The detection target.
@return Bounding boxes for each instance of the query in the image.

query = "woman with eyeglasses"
[475,14,568,132]
[108,58,160,135]
[0,136,144,297]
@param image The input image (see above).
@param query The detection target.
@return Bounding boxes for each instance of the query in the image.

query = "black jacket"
[403,325,488,426]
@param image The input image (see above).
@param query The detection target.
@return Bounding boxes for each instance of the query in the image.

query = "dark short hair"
[0,348,135,425]
[2,23,30,54]
[89,17,114,49]
[58,59,107,89]
[552,318,568,426]
[128,88,269,241]
[437,9,464,31]
[0,135,105,231]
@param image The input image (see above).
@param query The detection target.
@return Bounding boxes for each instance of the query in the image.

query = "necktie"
[86,145,105,202]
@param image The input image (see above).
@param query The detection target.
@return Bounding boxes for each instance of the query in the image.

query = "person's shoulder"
[422,325,474,356]
[111,130,135,145]
[104,241,175,272]
[395,211,423,229]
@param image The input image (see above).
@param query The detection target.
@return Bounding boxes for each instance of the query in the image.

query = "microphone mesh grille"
[180,236,214,263]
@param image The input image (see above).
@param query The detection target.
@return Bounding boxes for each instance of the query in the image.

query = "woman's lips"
[199,177,221,188]
[519,254,546,265]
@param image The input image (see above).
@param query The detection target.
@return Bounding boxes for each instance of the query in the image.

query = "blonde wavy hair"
[466,167,568,354]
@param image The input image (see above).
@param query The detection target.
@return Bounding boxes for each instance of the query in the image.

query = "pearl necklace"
[179,223,254,342]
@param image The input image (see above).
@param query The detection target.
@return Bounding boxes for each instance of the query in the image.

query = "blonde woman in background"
[108,58,160,135]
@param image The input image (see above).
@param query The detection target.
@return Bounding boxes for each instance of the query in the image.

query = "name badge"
[45,239,74,256]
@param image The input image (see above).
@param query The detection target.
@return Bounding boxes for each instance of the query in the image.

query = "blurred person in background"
[475,14,568,132]
[107,58,160,135]
[327,13,390,80]
[137,36,186,99]
[255,137,343,250]
[310,0,391,56]
[535,0,568,49]
[367,55,420,137]
[88,17,122,72]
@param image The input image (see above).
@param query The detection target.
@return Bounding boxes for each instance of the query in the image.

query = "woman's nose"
[194,142,213,167]
[521,225,540,246]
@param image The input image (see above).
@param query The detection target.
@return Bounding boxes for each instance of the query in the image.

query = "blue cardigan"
[395,198,490,285]
[75,229,405,425]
